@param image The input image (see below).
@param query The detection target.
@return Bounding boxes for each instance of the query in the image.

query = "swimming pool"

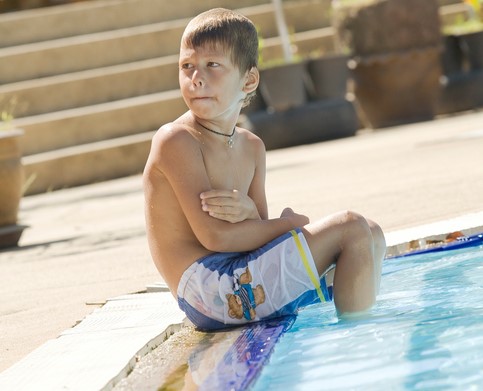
[115,236,483,390]
[252,242,483,390]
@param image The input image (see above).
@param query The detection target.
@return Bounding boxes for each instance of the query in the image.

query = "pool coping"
[1,211,482,390]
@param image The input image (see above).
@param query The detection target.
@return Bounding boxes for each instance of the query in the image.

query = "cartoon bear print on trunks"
[226,267,265,320]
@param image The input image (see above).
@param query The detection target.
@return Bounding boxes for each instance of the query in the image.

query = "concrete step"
[2,27,336,119]
[0,20,187,84]
[0,56,179,118]
[0,0,269,47]
[6,4,336,194]
[14,90,186,156]
[22,131,155,195]
[1,1,332,84]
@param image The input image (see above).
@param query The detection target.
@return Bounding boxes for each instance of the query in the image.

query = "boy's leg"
[366,218,386,293]
[301,210,384,315]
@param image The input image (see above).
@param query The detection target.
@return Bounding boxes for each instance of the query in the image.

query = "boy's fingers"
[204,203,235,214]
[202,198,233,208]
[200,189,237,199]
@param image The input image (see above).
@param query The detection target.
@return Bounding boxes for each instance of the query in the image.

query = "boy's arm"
[200,189,262,223]
[148,125,306,253]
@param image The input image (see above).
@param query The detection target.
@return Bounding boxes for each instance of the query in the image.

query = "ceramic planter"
[333,0,443,128]
[333,0,441,57]
[306,55,349,101]
[0,128,26,248]
[258,62,309,112]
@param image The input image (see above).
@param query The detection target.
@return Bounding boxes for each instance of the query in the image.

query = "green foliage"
[334,0,376,7]
[443,16,483,35]
[0,96,17,130]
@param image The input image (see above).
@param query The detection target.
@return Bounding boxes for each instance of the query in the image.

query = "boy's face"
[178,41,252,121]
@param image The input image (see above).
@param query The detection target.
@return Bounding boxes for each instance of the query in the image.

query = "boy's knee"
[337,210,373,243]
[339,210,370,229]
[366,218,386,248]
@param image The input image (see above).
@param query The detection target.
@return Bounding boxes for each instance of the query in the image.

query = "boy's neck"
[196,120,236,148]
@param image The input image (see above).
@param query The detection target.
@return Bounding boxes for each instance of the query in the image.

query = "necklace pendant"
[228,137,234,148]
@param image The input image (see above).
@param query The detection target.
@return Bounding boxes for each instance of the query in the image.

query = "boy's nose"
[192,69,204,87]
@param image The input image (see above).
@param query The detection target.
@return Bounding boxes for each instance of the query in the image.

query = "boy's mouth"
[192,96,213,102]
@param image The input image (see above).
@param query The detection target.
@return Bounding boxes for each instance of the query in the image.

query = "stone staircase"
[1,0,339,195]
[0,0,465,195]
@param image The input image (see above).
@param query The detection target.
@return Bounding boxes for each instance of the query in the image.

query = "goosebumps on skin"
[143,8,386,331]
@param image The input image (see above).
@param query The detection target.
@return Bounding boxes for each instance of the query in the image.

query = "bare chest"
[201,146,254,193]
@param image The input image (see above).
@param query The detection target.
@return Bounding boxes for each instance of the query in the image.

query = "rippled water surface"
[252,246,483,390]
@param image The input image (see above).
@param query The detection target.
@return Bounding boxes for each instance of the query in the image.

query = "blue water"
[252,245,483,390]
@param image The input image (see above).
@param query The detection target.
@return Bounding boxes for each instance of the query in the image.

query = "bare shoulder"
[146,122,201,171]
[237,126,266,157]
[151,122,199,156]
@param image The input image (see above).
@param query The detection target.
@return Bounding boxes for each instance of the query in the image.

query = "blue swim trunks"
[177,229,333,330]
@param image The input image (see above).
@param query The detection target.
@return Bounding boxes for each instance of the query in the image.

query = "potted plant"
[438,0,483,114]
[333,0,443,128]
[241,25,359,150]
[0,97,26,249]
[256,32,310,113]
[305,50,350,101]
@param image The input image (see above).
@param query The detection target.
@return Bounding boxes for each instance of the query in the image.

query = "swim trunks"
[177,228,333,330]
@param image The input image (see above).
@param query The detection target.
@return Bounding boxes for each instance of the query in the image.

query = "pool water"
[252,245,483,390]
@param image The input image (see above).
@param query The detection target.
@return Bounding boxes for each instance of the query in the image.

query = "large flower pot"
[306,55,349,101]
[333,0,441,57]
[0,128,26,248]
[351,47,442,128]
[259,62,309,112]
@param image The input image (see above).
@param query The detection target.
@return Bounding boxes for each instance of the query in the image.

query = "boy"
[143,8,386,330]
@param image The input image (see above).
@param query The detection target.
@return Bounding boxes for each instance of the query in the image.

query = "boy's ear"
[243,67,259,95]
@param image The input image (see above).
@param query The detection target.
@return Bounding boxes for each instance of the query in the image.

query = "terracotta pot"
[0,129,24,227]
[259,62,309,112]
[333,0,441,57]
[306,55,349,101]
[351,47,442,128]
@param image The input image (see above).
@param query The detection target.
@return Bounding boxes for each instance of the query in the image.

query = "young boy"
[143,8,386,330]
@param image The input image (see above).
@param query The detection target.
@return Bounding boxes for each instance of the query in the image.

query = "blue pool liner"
[198,316,296,391]
[395,233,483,258]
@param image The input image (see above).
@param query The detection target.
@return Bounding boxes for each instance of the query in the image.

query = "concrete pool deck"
[1,109,483,389]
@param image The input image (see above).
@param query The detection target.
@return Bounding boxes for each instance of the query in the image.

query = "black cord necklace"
[197,121,236,148]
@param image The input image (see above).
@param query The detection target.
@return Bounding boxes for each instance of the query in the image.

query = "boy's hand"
[200,189,260,223]
[280,207,310,227]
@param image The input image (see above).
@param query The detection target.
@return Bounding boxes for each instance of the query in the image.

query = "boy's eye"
[181,63,193,69]
[208,62,220,67]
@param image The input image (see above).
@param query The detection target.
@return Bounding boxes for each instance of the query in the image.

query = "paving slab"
[0,292,185,391]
